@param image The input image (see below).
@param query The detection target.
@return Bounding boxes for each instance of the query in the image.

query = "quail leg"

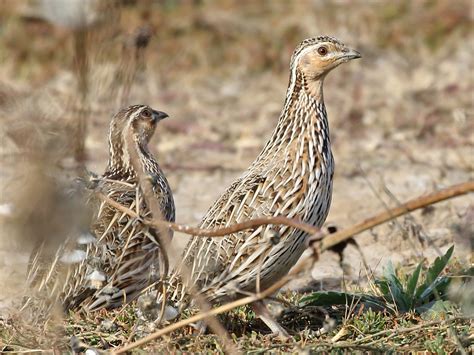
[252,300,289,339]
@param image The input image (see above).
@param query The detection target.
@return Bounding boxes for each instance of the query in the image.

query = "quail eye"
[317,46,328,56]
[141,108,152,118]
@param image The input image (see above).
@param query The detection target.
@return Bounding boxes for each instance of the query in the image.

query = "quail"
[171,36,361,336]
[25,105,175,313]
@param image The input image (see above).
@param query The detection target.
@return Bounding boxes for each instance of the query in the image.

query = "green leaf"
[385,262,405,294]
[418,276,451,302]
[383,261,410,312]
[406,263,422,308]
[299,291,359,306]
[415,246,454,300]
[384,260,396,279]
[375,279,391,298]
[427,246,454,284]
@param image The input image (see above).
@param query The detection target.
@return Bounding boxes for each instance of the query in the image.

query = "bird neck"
[257,70,329,163]
[104,135,159,180]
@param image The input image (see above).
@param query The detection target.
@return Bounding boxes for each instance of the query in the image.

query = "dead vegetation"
[0,0,473,353]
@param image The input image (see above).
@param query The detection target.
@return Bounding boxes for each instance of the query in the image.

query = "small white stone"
[86,270,106,282]
[163,305,179,321]
[60,250,87,263]
[77,232,96,244]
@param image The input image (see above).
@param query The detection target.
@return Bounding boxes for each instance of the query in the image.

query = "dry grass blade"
[124,134,240,354]
[124,130,171,277]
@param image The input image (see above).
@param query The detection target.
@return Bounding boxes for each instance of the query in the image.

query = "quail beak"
[341,48,362,61]
[152,110,169,122]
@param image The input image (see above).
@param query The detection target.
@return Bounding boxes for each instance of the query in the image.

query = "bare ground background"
[0,0,472,350]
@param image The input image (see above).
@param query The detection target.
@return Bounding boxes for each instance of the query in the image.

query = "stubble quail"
[170,36,361,336]
[25,105,175,314]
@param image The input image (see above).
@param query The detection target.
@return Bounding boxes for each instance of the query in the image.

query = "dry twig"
[97,192,322,238]
[318,181,474,251]
[124,134,240,354]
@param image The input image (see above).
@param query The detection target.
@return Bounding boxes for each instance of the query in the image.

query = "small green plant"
[352,309,386,334]
[300,246,455,317]
[375,246,454,314]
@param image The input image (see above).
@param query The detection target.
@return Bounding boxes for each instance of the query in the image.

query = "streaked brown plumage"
[169,36,361,335]
[25,105,175,313]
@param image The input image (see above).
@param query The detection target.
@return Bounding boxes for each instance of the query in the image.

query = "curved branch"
[97,192,323,239]
[318,181,474,251]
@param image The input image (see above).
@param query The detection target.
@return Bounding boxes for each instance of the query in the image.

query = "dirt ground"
[0,0,472,321]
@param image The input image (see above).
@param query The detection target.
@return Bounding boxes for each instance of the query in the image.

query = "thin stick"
[125,135,240,355]
[112,181,472,353]
[125,133,171,279]
[319,181,474,251]
[162,162,243,173]
[97,192,322,238]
